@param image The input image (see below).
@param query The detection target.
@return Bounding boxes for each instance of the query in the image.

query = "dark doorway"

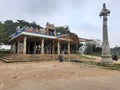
[30,42,34,54]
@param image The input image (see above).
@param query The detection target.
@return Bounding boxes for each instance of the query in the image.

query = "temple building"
[9,22,72,55]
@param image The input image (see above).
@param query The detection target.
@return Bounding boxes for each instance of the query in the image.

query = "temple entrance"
[30,42,34,54]
[26,41,34,54]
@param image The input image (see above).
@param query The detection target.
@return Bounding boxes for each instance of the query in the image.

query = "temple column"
[13,43,16,54]
[52,40,55,54]
[76,43,78,54]
[11,43,13,54]
[41,38,44,55]
[23,36,27,54]
[37,45,39,54]
[68,41,70,61]
[57,40,60,55]
[46,45,49,54]
[20,43,23,53]
[50,43,52,54]
[17,40,20,54]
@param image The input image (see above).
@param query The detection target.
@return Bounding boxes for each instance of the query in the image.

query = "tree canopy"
[0,20,42,44]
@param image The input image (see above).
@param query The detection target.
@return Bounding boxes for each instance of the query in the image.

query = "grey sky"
[0,0,119,47]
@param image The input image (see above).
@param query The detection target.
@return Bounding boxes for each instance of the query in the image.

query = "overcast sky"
[0,0,119,47]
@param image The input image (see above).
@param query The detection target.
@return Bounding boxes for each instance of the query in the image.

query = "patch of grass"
[70,59,99,67]
[118,54,120,59]
[70,54,120,71]
[103,64,120,71]
[78,54,95,59]
[0,50,10,57]
[83,61,120,71]
[70,59,120,71]
[85,61,99,66]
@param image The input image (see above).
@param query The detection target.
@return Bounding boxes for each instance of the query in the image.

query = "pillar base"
[100,55,113,66]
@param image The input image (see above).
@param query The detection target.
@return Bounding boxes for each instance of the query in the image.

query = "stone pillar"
[57,40,60,55]
[23,36,27,54]
[50,43,52,54]
[11,44,13,54]
[17,40,20,54]
[76,43,78,54]
[68,41,70,61]
[41,38,44,55]
[13,43,16,54]
[100,3,112,65]
[52,40,55,54]
[20,43,22,53]
[68,41,70,55]
[46,45,49,54]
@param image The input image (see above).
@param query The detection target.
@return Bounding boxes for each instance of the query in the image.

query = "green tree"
[0,23,7,43]
[84,42,102,56]
[3,20,17,43]
[56,26,80,54]
[17,20,43,29]
[0,20,43,44]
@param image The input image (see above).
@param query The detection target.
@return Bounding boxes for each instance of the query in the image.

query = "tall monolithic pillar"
[99,3,112,65]
[23,36,27,54]
[41,38,44,55]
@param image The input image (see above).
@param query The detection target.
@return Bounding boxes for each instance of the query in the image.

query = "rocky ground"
[0,60,120,90]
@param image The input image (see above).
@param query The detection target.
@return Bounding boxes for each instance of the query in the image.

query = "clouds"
[20,0,58,16]
[0,0,120,47]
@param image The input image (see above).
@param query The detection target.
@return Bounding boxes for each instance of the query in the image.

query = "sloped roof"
[9,31,57,42]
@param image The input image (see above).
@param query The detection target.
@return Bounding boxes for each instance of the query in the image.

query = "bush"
[0,50,10,57]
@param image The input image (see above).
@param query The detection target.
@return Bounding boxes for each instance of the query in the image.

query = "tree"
[0,20,43,44]
[84,40,102,56]
[0,23,7,43]
[84,42,94,54]
[17,20,43,29]
[56,26,80,54]
[3,20,17,43]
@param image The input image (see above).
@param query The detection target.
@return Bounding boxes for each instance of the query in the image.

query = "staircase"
[0,54,80,63]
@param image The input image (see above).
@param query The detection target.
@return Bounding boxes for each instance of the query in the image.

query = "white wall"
[0,45,11,50]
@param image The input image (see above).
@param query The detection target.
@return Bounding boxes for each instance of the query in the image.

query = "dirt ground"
[0,60,120,90]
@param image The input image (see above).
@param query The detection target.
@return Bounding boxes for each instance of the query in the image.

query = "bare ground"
[0,60,120,90]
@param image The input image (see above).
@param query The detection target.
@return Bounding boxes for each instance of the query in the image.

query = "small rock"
[33,75,36,77]
[59,74,62,76]
[54,65,57,67]
[12,76,17,79]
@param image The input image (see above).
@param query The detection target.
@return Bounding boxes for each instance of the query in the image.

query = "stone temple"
[5,22,80,62]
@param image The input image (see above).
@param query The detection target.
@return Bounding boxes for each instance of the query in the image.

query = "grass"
[118,54,120,59]
[83,61,120,71]
[78,54,96,59]
[72,55,120,71]
[103,64,120,71]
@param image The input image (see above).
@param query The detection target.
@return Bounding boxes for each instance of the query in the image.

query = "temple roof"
[9,31,57,42]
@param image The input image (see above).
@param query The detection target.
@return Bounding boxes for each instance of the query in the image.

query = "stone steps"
[0,54,80,63]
